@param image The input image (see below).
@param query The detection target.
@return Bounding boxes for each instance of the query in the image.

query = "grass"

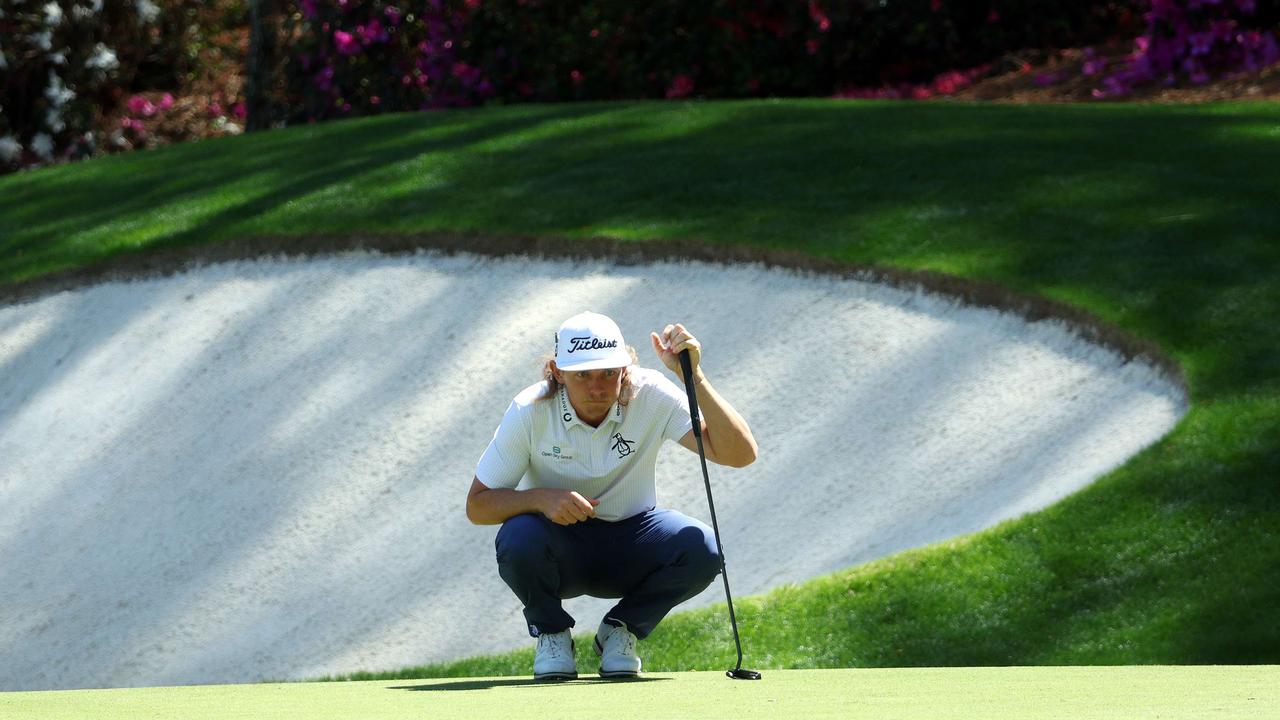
[4,667,1277,720]
[1,99,1278,675]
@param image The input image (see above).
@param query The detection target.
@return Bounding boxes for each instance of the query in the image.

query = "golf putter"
[678,349,762,681]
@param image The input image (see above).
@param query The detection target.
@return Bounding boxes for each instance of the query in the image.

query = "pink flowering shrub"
[818,1,1151,91]
[837,63,995,100]
[277,1,1141,111]
[448,1,796,101]
[281,1,494,121]
[12,0,1275,176]
[117,92,174,143]
[452,1,1141,102]
[1089,0,1280,97]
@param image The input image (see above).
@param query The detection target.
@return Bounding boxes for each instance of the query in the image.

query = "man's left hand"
[650,323,701,382]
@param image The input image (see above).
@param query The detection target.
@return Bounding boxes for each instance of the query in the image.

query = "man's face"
[554,365,626,422]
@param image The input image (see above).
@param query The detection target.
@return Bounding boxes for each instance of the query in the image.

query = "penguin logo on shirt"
[611,433,635,458]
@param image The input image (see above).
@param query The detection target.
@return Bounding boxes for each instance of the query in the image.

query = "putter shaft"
[678,350,761,680]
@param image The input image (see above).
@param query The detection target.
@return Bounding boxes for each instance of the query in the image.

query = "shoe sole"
[534,671,578,681]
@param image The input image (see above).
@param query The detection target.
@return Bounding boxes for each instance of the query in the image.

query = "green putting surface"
[3,667,1275,720]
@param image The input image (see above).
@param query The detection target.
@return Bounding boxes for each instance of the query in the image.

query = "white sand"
[0,252,1185,691]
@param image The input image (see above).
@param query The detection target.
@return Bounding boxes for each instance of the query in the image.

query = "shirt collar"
[558,385,623,430]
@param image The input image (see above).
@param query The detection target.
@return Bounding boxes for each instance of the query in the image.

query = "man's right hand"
[538,489,600,525]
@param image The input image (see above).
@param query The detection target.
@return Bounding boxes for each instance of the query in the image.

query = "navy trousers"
[495,508,722,640]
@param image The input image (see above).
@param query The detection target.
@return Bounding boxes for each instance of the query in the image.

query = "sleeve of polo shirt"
[656,374,695,443]
[474,399,531,489]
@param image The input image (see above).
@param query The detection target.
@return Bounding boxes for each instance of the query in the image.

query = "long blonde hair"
[536,345,640,405]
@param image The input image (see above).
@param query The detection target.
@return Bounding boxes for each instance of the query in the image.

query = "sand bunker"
[0,251,1185,690]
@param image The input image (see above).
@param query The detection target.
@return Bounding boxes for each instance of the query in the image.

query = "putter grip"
[678,350,702,438]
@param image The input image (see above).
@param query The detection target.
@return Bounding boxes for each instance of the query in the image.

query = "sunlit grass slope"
[1,100,1277,672]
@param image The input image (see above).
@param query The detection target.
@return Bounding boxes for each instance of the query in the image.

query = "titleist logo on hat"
[556,311,631,371]
[567,336,619,353]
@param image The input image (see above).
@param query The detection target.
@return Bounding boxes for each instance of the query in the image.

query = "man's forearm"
[467,486,548,525]
[685,369,758,467]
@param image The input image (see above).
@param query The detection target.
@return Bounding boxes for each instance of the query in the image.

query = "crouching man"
[466,311,758,680]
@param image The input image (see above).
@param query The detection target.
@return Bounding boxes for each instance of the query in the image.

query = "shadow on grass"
[390,676,669,691]
[8,100,1278,400]
[0,103,615,282]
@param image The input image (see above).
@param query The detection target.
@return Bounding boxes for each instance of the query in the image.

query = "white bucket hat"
[555,311,632,371]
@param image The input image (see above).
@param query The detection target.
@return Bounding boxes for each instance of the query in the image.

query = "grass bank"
[1,100,1277,673]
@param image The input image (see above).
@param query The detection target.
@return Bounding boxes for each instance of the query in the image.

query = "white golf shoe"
[533,629,577,681]
[594,619,641,678]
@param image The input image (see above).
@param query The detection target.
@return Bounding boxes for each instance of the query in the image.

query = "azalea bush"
[278,1,1141,116]
[0,1,247,175]
[7,0,1278,176]
[1087,0,1280,97]
[280,0,493,122]
[1,0,165,172]
[459,0,1140,101]
[454,0,824,102]
[810,0,1144,91]
[107,2,252,149]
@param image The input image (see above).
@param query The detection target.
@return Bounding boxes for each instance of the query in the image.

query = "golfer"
[466,311,758,680]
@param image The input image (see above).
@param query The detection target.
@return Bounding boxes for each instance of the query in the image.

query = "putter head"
[727,668,762,680]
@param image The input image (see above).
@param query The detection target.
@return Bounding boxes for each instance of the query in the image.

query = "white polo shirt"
[475,366,694,521]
